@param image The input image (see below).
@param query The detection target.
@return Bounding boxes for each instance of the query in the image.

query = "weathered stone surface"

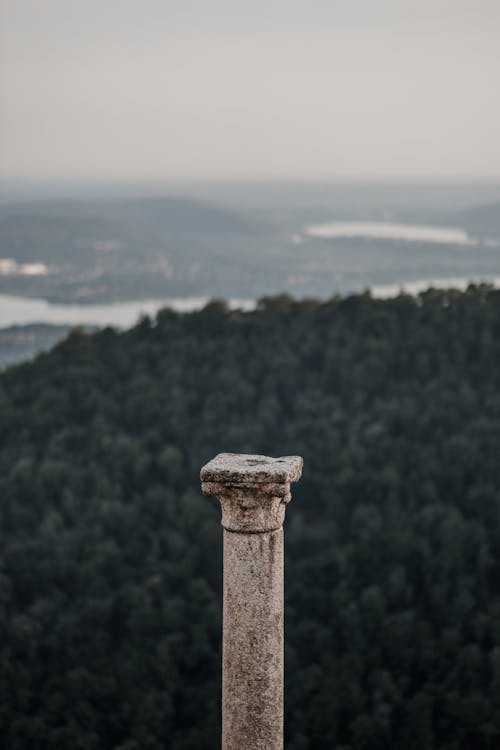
[201,453,303,533]
[201,452,303,750]
[201,452,303,486]
[223,529,284,750]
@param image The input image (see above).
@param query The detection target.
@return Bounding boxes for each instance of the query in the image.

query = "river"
[0,294,255,328]
[3,276,500,329]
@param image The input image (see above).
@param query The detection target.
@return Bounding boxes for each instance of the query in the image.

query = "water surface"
[0,294,254,328]
[304,221,473,245]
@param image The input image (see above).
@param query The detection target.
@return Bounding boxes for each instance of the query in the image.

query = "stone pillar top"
[201,452,303,486]
[201,453,303,533]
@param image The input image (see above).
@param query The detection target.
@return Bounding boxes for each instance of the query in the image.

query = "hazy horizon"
[2,0,500,183]
[2,177,500,214]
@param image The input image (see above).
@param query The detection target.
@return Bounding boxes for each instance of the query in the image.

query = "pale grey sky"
[1,0,499,181]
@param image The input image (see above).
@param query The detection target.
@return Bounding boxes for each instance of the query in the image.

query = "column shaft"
[223,528,283,750]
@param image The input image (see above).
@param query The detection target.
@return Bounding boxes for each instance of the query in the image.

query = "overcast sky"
[1,0,499,182]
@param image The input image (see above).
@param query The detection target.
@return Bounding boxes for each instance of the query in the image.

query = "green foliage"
[1,286,500,748]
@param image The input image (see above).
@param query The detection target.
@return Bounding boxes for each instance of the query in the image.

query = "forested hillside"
[1,287,500,749]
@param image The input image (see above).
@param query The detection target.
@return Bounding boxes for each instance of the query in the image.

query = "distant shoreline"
[0,293,255,329]
[2,278,500,329]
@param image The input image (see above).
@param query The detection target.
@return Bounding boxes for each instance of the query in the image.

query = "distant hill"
[0,196,255,263]
[104,196,254,235]
[0,323,96,368]
[0,195,253,238]
[0,196,268,303]
[0,213,148,265]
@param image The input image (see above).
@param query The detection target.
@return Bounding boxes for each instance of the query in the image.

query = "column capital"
[201,453,303,533]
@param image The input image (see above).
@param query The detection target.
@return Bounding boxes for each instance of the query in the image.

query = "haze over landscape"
[2,3,500,749]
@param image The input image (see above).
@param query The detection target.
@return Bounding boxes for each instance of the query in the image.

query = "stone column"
[201,452,303,750]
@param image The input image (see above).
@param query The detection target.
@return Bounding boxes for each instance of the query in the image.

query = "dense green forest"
[1,286,500,749]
